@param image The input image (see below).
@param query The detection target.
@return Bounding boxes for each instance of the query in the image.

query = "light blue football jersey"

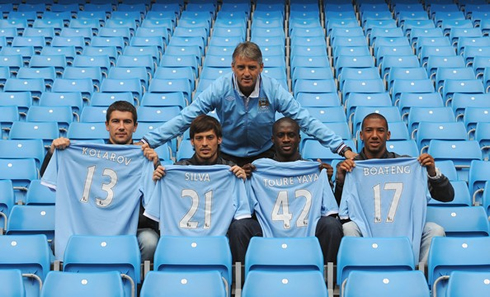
[144,165,251,236]
[339,158,428,261]
[42,143,154,260]
[250,158,338,238]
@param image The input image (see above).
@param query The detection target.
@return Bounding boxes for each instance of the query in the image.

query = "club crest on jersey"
[258,97,270,111]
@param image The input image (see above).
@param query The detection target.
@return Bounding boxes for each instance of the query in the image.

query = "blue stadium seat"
[475,122,490,160]
[67,122,109,142]
[17,67,56,90]
[141,271,227,297]
[390,79,435,105]
[426,206,490,236]
[428,237,490,297]
[6,205,55,246]
[25,180,55,205]
[63,235,141,297]
[39,92,84,116]
[428,180,472,207]
[0,269,26,297]
[100,78,143,104]
[41,271,125,297]
[243,270,328,297]
[337,237,415,296]
[442,78,485,106]
[446,271,490,297]
[407,107,455,138]
[451,93,490,122]
[301,139,356,164]
[154,236,231,296]
[0,139,45,169]
[468,160,490,205]
[0,234,51,297]
[80,106,108,123]
[415,121,467,154]
[343,271,429,297]
[385,140,419,158]
[4,78,45,101]
[26,106,73,135]
[52,78,94,103]
[0,179,14,232]
[91,92,135,108]
[428,140,483,182]
[245,237,324,276]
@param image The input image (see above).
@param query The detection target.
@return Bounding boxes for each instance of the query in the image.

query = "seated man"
[230,117,343,264]
[41,101,160,261]
[150,115,248,257]
[335,113,454,262]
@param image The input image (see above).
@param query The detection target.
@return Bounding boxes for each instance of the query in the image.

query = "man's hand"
[153,165,166,181]
[230,165,247,181]
[418,153,437,177]
[242,163,256,179]
[142,146,160,167]
[49,137,71,153]
[317,159,333,181]
[344,150,357,160]
[336,159,356,185]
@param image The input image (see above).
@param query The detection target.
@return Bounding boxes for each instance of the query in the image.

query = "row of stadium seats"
[1,234,490,296]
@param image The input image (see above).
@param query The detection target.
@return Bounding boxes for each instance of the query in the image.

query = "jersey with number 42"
[41,143,154,260]
[250,158,338,238]
[144,165,251,236]
[339,157,428,261]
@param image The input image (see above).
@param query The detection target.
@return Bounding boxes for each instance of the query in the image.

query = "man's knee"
[229,218,262,237]
[342,221,363,237]
[316,216,343,237]
[423,221,446,238]
[137,228,159,261]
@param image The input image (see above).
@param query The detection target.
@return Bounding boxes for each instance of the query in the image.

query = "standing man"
[41,101,160,262]
[230,117,343,264]
[142,41,355,166]
[335,113,454,262]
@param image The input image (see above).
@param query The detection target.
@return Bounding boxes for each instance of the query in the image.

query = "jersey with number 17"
[41,143,155,260]
[339,157,428,261]
[144,165,251,236]
[250,159,338,238]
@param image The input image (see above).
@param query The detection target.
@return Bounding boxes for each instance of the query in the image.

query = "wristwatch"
[339,146,352,157]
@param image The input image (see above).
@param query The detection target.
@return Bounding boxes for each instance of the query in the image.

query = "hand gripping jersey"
[144,165,251,236]
[41,143,154,260]
[339,158,428,261]
[250,158,338,237]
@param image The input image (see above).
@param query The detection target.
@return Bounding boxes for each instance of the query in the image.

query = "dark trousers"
[228,215,343,264]
[220,146,275,167]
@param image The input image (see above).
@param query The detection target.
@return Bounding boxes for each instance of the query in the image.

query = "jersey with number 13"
[42,143,154,260]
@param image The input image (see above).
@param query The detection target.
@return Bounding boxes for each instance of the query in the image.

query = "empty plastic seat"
[63,235,141,297]
[6,205,55,245]
[154,235,231,296]
[442,79,485,105]
[428,140,483,182]
[25,179,55,205]
[0,234,51,297]
[67,122,108,142]
[415,121,467,154]
[343,271,429,297]
[141,271,227,297]
[4,78,45,101]
[468,160,490,205]
[337,237,415,295]
[428,236,490,297]
[446,271,490,297]
[41,271,125,297]
[0,139,45,168]
[407,107,455,137]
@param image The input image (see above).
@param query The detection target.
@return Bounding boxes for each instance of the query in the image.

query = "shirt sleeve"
[40,149,59,190]
[233,178,252,220]
[320,171,339,216]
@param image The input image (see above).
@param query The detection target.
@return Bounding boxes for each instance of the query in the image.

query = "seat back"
[140,271,227,297]
[242,270,328,297]
[41,271,125,297]
[426,206,490,237]
[337,237,415,289]
[343,270,429,297]
[154,235,231,294]
[0,234,51,297]
[245,237,324,276]
[63,235,141,297]
[447,271,490,297]
[428,237,490,297]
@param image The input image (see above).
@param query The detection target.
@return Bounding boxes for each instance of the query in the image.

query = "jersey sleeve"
[40,149,60,190]
[140,159,157,208]
[233,178,252,220]
[320,171,339,216]
[143,178,161,222]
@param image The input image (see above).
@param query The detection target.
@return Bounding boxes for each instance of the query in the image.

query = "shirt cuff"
[428,167,442,180]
